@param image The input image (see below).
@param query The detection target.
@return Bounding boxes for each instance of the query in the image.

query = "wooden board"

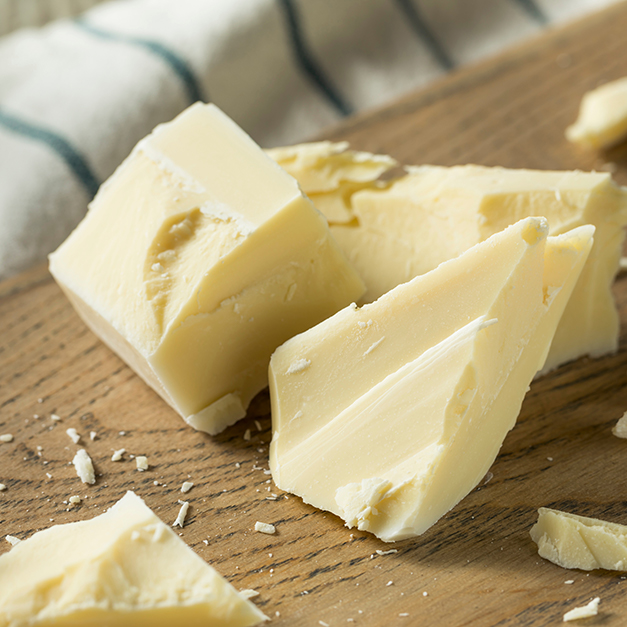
[3,3,627,624]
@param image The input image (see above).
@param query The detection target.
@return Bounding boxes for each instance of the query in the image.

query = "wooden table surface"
[3,3,627,625]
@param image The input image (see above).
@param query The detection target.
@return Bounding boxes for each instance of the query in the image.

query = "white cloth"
[0,0,618,280]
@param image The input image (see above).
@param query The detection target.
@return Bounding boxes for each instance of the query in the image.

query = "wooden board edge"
[320,0,627,143]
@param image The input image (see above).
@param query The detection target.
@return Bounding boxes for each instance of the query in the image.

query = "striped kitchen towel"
[0,0,618,280]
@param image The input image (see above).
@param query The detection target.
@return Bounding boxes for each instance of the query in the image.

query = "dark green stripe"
[277,0,353,117]
[394,0,454,71]
[75,19,205,104]
[0,108,100,197]
[512,0,549,25]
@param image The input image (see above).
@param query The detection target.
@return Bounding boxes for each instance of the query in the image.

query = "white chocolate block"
[269,218,593,541]
[567,77,627,149]
[0,492,266,626]
[564,598,600,622]
[613,412,627,438]
[531,507,627,571]
[270,144,627,372]
[351,165,626,372]
[49,105,364,434]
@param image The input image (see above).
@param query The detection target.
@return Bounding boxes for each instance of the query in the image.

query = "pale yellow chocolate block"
[567,77,627,149]
[0,492,266,627]
[612,411,627,438]
[330,163,626,371]
[49,104,364,435]
[530,507,627,571]
[267,141,396,223]
[356,165,627,371]
[564,598,600,622]
[269,218,593,541]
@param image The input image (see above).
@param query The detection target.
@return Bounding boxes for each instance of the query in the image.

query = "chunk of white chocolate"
[531,507,627,571]
[0,492,266,626]
[269,218,593,541]
[50,105,364,435]
[567,77,627,149]
[270,144,626,372]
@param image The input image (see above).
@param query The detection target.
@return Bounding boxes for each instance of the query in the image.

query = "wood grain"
[3,3,627,625]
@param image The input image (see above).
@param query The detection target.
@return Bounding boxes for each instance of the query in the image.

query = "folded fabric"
[0,0,617,280]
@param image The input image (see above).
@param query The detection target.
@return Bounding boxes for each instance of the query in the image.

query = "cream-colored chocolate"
[563,598,601,622]
[353,165,626,372]
[567,77,627,149]
[270,143,627,373]
[531,507,627,571]
[613,411,627,438]
[269,218,593,541]
[0,492,266,627]
[49,104,364,435]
